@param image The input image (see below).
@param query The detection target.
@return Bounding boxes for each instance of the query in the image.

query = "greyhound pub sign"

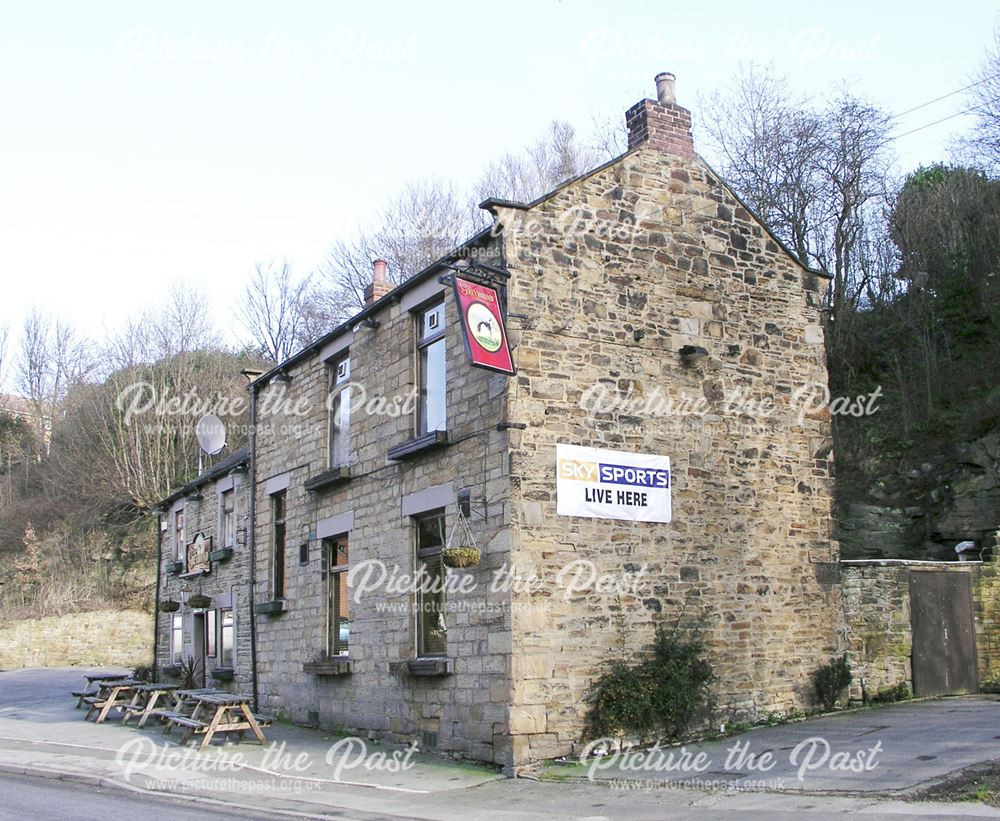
[450,275,515,375]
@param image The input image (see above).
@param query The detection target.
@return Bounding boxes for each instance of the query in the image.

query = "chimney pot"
[372,258,388,283]
[655,72,677,105]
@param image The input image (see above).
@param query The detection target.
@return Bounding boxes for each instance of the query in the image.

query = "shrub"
[813,654,853,711]
[871,682,911,703]
[585,622,715,741]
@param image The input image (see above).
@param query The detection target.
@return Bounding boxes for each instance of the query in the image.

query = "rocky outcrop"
[837,428,1000,559]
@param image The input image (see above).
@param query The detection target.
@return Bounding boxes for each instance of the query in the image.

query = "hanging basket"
[159,599,180,613]
[442,546,481,569]
[441,510,481,569]
[187,593,212,609]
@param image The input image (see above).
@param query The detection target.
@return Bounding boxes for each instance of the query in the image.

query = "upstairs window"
[417,302,446,435]
[174,509,185,561]
[221,489,236,548]
[328,354,352,467]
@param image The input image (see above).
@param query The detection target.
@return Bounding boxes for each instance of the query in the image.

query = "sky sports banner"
[450,274,515,375]
[556,443,672,523]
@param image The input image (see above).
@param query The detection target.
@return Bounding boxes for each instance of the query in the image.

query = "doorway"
[909,570,978,696]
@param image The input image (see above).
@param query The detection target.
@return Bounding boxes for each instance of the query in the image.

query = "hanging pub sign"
[449,274,516,375]
[556,443,672,523]
[185,533,212,575]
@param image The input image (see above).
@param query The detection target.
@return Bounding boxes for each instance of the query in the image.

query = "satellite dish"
[195,413,227,456]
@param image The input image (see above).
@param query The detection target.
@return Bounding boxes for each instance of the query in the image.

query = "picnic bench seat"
[72,690,98,708]
[158,711,209,732]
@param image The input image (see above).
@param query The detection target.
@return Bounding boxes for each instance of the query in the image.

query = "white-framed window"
[325,537,350,657]
[170,613,183,664]
[174,509,185,561]
[417,302,446,435]
[205,609,217,658]
[220,608,234,667]
[328,354,352,467]
[220,489,236,548]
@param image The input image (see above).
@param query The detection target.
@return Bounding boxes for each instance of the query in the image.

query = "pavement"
[571,696,1000,793]
[1,667,1000,819]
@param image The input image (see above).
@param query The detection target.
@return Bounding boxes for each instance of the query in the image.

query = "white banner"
[556,443,672,523]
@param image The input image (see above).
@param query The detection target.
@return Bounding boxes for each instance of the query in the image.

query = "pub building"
[155,74,842,770]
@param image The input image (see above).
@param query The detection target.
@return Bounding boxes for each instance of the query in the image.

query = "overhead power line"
[891,104,983,141]
[890,76,993,121]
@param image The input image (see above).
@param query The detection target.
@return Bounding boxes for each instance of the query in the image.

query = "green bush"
[813,654,853,711]
[871,682,911,703]
[585,622,715,741]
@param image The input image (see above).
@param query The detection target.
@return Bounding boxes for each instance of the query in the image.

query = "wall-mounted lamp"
[360,318,380,330]
[679,345,710,366]
[271,370,292,385]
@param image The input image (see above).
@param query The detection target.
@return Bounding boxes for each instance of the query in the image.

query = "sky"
[0,0,996,379]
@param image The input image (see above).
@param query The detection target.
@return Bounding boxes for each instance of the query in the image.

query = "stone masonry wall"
[842,548,1000,696]
[840,563,913,697]
[495,145,845,765]
[0,609,152,669]
[155,469,253,691]
[252,235,516,765]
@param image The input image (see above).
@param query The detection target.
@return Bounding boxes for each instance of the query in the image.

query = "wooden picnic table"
[160,691,270,750]
[120,682,180,728]
[82,679,141,724]
[72,673,130,708]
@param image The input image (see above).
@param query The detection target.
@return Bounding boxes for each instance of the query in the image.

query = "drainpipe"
[152,511,162,678]
[247,380,259,711]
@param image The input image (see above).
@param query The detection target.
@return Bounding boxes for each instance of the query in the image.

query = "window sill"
[179,569,209,579]
[166,561,185,575]
[407,657,453,677]
[209,547,234,563]
[210,667,235,681]
[304,465,352,493]
[255,599,288,616]
[387,430,448,461]
[303,658,352,676]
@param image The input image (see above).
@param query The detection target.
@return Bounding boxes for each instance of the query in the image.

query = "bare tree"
[959,25,1000,174]
[315,179,476,319]
[474,120,601,204]
[0,322,9,393]
[17,310,91,421]
[315,119,618,320]
[700,68,894,351]
[238,262,313,362]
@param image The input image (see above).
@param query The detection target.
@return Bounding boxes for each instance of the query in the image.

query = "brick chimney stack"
[364,258,393,306]
[625,72,695,157]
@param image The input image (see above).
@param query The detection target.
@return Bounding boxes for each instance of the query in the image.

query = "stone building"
[242,73,844,769]
[154,447,252,691]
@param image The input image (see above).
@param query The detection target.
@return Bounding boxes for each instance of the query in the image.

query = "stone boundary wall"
[0,609,152,669]
[842,551,1000,699]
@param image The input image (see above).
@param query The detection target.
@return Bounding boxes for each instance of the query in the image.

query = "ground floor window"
[325,537,349,656]
[415,511,447,657]
[220,608,234,667]
[206,609,217,658]
[170,613,183,664]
